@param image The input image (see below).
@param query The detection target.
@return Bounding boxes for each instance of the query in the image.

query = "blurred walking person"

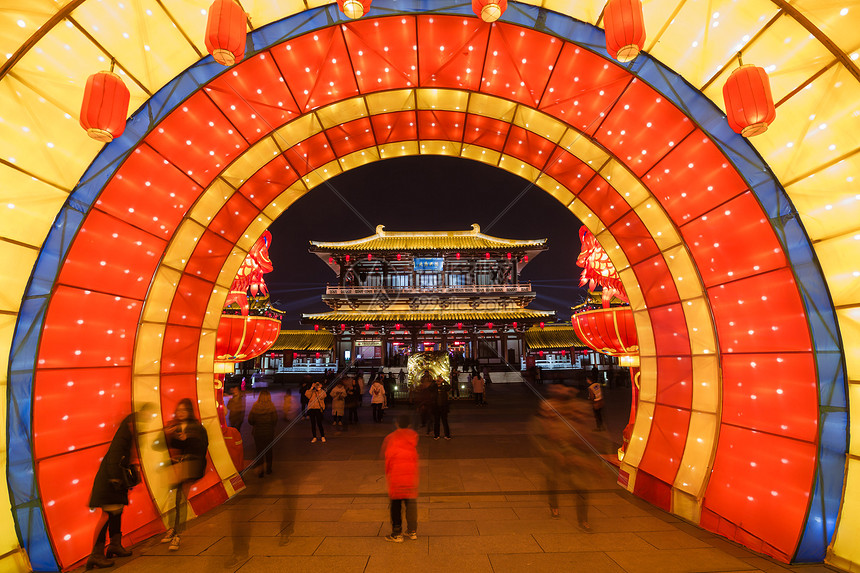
[86,405,152,569]
[161,398,209,551]
[226,386,245,432]
[382,415,420,542]
[345,377,361,425]
[248,390,278,477]
[430,375,452,440]
[587,378,605,430]
[330,380,347,426]
[369,376,386,423]
[471,373,485,405]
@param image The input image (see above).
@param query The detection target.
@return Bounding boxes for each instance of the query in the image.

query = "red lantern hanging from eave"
[472,0,507,23]
[723,59,776,137]
[205,0,247,66]
[80,69,130,143]
[604,0,646,63]
[337,0,372,19]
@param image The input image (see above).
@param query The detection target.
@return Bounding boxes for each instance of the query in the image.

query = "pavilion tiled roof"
[270,330,334,351]
[524,325,587,349]
[309,224,546,252]
[303,308,555,323]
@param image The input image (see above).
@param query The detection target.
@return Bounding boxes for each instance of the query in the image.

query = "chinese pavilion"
[302,224,555,367]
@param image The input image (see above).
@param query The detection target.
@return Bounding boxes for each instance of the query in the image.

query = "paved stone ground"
[100,381,838,573]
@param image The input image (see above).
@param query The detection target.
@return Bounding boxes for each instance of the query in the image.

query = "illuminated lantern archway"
[604,0,646,62]
[79,68,130,142]
[205,0,247,66]
[2,3,853,571]
[723,57,777,137]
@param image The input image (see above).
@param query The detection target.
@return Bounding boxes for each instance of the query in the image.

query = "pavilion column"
[441,328,448,352]
[500,330,508,365]
[411,330,418,353]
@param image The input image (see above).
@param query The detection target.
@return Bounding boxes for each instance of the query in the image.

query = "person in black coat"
[430,375,452,440]
[86,405,152,570]
[248,389,278,477]
[160,398,209,551]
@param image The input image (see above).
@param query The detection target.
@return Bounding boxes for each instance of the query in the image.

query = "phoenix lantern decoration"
[223,230,274,315]
[576,227,628,307]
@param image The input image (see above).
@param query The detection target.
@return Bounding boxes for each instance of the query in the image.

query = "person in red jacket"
[381,414,419,542]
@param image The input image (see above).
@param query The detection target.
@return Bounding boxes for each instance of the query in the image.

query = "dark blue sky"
[266,155,588,328]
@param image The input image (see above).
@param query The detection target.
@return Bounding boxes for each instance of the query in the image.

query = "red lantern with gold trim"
[723,57,776,137]
[80,67,130,143]
[604,0,646,62]
[472,0,507,22]
[205,0,247,66]
[337,0,372,19]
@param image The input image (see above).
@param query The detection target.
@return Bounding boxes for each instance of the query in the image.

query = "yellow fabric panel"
[623,399,655,468]
[132,383,179,526]
[559,129,610,168]
[514,107,566,143]
[338,147,381,171]
[71,0,201,93]
[141,266,181,323]
[631,198,681,252]
[460,145,501,166]
[378,140,419,158]
[672,489,702,524]
[161,218,205,271]
[702,14,833,107]
[415,88,469,112]
[301,158,343,189]
[0,167,68,247]
[365,89,415,115]
[828,455,860,571]
[0,76,101,189]
[0,314,12,387]
[535,174,575,208]
[190,178,234,226]
[620,267,646,313]
[420,140,461,157]
[0,243,38,312]
[792,1,860,56]
[237,213,273,252]
[691,355,720,413]
[646,0,778,88]
[262,181,309,221]
[196,334,216,373]
[215,247,249,290]
[785,154,860,242]
[316,96,368,128]
[814,234,860,307]
[600,159,650,207]
[133,322,165,376]
[682,298,717,356]
[0,0,74,62]
[837,308,860,382]
[273,113,322,150]
[540,0,602,24]
[753,64,860,181]
[201,286,224,331]
[638,356,657,403]
[851,384,860,456]
[199,414,237,483]
[467,92,517,123]
[222,137,281,188]
[498,154,539,182]
[633,308,656,357]
[663,245,705,301]
[673,411,718,497]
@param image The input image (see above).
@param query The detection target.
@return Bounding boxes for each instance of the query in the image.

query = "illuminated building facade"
[303,224,555,367]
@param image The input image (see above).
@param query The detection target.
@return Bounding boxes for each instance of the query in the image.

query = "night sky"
[266,155,589,328]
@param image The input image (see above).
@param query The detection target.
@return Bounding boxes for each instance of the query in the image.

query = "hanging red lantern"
[340,323,346,331]
[604,0,646,63]
[204,0,247,66]
[367,253,372,260]
[365,323,372,331]
[395,323,402,330]
[539,322,545,329]
[512,321,518,329]
[456,322,463,329]
[723,55,776,137]
[80,64,130,143]
[337,0,372,19]
[396,253,402,261]
[472,0,507,22]
[487,322,494,329]
[314,324,320,331]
